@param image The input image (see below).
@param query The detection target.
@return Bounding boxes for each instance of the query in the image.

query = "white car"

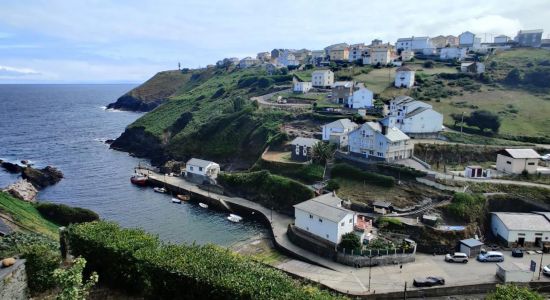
[543,264,550,276]
[541,154,550,161]
[445,252,468,263]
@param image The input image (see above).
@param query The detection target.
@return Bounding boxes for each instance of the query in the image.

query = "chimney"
[381,124,388,135]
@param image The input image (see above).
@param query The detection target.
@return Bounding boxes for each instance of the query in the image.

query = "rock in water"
[0,161,23,173]
[3,179,38,202]
[22,166,64,189]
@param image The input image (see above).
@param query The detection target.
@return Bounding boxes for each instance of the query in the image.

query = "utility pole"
[403,281,407,300]
[460,111,465,133]
[539,246,544,280]
[368,255,372,292]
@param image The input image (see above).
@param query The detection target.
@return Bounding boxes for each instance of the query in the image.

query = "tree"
[423,60,435,68]
[325,179,340,191]
[311,142,334,165]
[232,97,245,111]
[486,284,543,300]
[465,110,501,133]
[339,232,361,253]
[504,68,521,85]
[53,257,98,300]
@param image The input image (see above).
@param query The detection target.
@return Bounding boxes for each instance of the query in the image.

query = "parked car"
[445,252,468,263]
[413,276,445,287]
[477,251,504,262]
[541,154,550,161]
[543,265,550,276]
[512,248,524,258]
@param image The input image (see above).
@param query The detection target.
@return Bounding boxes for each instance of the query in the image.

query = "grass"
[0,192,59,238]
[353,68,395,94]
[442,131,533,146]
[432,87,550,137]
[486,48,550,81]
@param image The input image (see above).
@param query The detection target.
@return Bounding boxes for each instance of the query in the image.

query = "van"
[445,252,468,263]
[477,251,504,262]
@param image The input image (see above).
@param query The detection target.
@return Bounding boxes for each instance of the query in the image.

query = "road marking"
[351,272,367,292]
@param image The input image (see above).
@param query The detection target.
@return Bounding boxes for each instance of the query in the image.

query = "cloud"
[0,65,41,77]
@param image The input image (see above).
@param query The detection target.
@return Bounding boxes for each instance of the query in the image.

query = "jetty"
[136,168,344,271]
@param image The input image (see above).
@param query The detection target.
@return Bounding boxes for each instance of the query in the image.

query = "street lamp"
[368,255,373,292]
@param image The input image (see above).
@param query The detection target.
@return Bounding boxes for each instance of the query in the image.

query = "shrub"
[445,193,485,223]
[423,60,434,68]
[486,284,543,300]
[338,232,361,253]
[325,179,340,191]
[22,242,61,294]
[465,110,501,133]
[375,163,427,179]
[35,202,99,226]
[504,68,521,85]
[211,87,225,99]
[66,221,342,300]
[53,257,98,300]
[331,163,395,187]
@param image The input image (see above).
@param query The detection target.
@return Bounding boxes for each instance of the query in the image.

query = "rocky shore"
[1,160,64,199]
[2,179,38,202]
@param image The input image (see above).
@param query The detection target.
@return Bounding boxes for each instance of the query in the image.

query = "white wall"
[293,82,312,93]
[459,32,475,46]
[401,109,443,133]
[348,88,374,108]
[496,155,539,174]
[492,214,550,244]
[394,71,415,88]
[295,208,351,244]
[491,214,510,241]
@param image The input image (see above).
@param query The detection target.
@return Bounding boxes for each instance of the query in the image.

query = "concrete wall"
[336,251,415,268]
[496,154,539,174]
[0,259,28,300]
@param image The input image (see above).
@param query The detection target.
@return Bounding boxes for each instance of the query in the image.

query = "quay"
[137,168,344,271]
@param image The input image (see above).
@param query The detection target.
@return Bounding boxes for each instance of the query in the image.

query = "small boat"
[171,198,182,204]
[199,203,208,209]
[176,194,190,201]
[130,174,148,186]
[227,214,243,223]
[153,187,166,193]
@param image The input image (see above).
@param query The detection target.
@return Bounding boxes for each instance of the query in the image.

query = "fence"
[336,245,417,267]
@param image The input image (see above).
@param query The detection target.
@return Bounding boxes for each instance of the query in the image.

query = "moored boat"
[176,194,190,201]
[171,198,182,204]
[199,202,208,208]
[227,214,243,223]
[130,174,148,186]
[153,187,166,193]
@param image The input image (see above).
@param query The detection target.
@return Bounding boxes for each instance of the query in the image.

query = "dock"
[136,168,344,271]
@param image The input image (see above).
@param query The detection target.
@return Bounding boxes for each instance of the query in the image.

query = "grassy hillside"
[0,192,59,238]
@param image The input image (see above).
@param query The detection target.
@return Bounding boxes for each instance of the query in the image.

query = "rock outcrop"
[0,161,23,173]
[3,179,38,202]
[22,166,64,189]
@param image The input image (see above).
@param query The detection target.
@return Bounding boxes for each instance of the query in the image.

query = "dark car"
[512,248,524,258]
[413,276,445,287]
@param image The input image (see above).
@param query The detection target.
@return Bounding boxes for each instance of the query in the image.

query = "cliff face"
[106,70,193,112]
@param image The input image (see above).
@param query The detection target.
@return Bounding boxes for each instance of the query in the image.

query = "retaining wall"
[0,259,28,300]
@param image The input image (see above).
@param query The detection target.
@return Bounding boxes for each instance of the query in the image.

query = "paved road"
[251,89,312,109]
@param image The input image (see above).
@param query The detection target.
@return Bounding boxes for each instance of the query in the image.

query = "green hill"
[0,192,59,238]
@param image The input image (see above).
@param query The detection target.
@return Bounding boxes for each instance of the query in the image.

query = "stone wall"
[336,251,415,267]
[287,225,337,260]
[0,259,29,300]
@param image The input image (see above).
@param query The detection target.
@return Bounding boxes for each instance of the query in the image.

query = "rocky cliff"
[106,70,193,112]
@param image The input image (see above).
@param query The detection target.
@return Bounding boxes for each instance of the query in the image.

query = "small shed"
[496,262,532,283]
[464,165,485,178]
[459,238,484,257]
[422,214,439,226]
[372,201,393,215]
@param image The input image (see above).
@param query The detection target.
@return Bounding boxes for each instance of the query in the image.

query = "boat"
[153,187,166,193]
[130,174,148,186]
[171,198,182,204]
[176,194,190,201]
[227,214,243,223]
[199,203,208,209]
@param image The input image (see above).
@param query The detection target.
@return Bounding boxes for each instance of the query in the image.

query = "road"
[251,88,312,109]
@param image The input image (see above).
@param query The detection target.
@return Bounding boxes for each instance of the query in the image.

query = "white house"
[294,193,356,245]
[364,44,391,65]
[382,96,443,135]
[440,47,467,61]
[239,57,259,68]
[401,50,414,61]
[276,50,300,67]
[396,36,433,53]
[348,121,413,162]
[185,158,221,184]
[293,76,312,93]
[459,31,476,48]
[394,66,415,88]
[491,212,550,247]
[312,70,334,88]
[348,87,374,109]
[496,149,541,174]
[494,35,510,44]
[348,43,366,62]
[256,52,271,62]
[321,119,358,147]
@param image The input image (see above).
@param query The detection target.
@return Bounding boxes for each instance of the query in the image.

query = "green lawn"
[353,68,395,94]
[0,192,59,238]
[442,132,533,146]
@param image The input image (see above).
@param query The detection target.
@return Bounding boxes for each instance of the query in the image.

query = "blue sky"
[1,0,549,83]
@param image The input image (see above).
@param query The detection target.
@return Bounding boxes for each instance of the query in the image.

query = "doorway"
[535,237,542,247]
[518,237,525,246]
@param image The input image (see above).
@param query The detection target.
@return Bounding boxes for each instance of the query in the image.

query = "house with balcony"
[348,121,413,162]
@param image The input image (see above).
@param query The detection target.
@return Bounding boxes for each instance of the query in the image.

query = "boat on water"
[199,203,208,209]
[153,187,166,193]
[130,174,148,186]
[176,194,190,201]
[171,198,182,204]
[227,214,243,223]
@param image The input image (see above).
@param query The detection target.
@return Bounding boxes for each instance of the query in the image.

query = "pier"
[136,168,344,271]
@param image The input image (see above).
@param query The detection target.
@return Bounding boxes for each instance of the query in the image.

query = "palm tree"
[311,142,334,165]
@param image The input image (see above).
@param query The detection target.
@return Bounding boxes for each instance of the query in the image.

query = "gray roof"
[497,262,530,272]
[187,158,218,168]
[290,137,320,148]
[332,81,353,88]
[405,107,431,118]
[323,119,358,131]
[392,95,416,105]
[492,212,550,232]
[396,66,413,72]
[373,201,392,208]
[518,29,543,34]
[294,193,352,223]
[460,238,483,248]
[364,122,410,142]
[500,149,540,159]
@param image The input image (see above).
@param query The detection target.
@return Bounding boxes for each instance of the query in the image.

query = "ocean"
[0,84,266,245]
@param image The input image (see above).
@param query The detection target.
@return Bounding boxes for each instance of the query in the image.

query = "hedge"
[218,170,314,211]
[331,163,395,187]
[35,202,99,226]
[66,221,343,300]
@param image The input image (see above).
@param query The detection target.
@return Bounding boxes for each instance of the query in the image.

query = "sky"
[0,0,549,84]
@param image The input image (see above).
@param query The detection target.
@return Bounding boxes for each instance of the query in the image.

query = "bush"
[35,202,99,226]
[423,60,434,68]
[66,221,342,300]
[325,179,340,191]
[338,232,361,253]
[211,87,225,99]
[375,163,427,179]
[331,163,395,187]
[487,284,543,300]
[465,110,501,133]
[22,241,61,294]
[504,68,521,85]
[445,193,485,223]
[218,171,314,211]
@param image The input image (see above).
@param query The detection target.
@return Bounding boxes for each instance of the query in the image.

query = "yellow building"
[329,47,349,61]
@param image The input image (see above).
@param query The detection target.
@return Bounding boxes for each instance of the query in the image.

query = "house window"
[341,222,344,227]
[528,162,535,165]
[303,147,307,155]
[309,214,313,219]
[349,218,353,223]
[199,167,203,172]
[518,233,526,236]
[295,146,299,155]
[190,166,194,171]
[319,218,323,223]
[506,161,511,165]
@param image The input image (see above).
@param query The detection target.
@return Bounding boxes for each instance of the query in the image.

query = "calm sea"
[0,84,266,245]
